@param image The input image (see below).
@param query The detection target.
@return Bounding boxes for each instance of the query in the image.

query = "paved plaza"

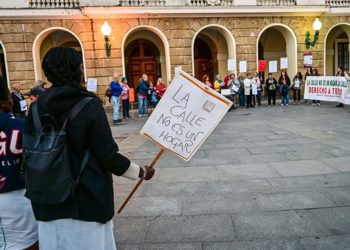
[110,102,350,250]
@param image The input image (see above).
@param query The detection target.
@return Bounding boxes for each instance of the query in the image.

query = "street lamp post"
[101,21,112,57]
[305,18,322,50]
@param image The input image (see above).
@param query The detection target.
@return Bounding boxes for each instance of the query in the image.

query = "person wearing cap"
[24,86,45,103]
[10,82,27,119]
[0,76,39,250]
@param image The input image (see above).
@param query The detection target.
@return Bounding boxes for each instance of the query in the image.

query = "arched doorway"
[257,24,297,80]
[33,27,86,83]
[192,25,236,83]
[122,26,170,88]
[324,23,350,76]
[125,39,160,89]
[0,42,9,86]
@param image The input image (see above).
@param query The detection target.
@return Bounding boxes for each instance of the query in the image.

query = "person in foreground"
[25,47,155,250]
[0,76,38,250]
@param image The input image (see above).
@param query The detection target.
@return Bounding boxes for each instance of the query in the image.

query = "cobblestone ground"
[109,102,350,250]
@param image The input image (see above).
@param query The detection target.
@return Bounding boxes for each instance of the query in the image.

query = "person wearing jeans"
[137,74,150,117]
[110,76,123,124]
[278,70,291,106]
[121,77,131,119]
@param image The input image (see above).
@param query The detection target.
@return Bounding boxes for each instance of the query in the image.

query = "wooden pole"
[117,149,165,214]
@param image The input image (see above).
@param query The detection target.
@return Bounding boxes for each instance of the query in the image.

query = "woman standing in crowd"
[203,75,213,88]
[148,82,159,109]
[10,82,27,119]
[292,72,304,105]
[155,77,166,99]
[252,72,262,106]
[25,47,155,250]
[244,73,252,108]
[110,76,123,125]
[265,73,277,106]
[278,70,291,106]
[227,73,238,110]
[137,74,150,117]
[121,77,131,120]
[0,76,38,250]
[237,73,245,107]
[214,75,223,93]
[311,68,321,106]
[336,65,345,108]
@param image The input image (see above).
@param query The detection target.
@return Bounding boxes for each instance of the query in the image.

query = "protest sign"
[140,70,233,161]
[304,76,350,104]
[87,78,97,92]
[252,83,258,95]
[258,60,267,72]
[129,88,135,102]
[175,66,182,76]
[269,61,278,73]
[280,57,288,69]
[228,59,236,71]
[221,89,231,96]
[239,61,247,73]
[304,52,313,68]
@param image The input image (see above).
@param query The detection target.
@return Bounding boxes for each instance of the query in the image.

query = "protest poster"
[258,60,267,72]
[175,66,182,76]
[228,59,236,71]
[280,57,288,69]
[239,61,247,73]
[252,83,258,95]
[140,70,233,161]
[269,61,278,73]
[221,89,231,96]
[304,76,350,104]
[304,52,313,68]
[87,78,97,92]
[129,88,135,102]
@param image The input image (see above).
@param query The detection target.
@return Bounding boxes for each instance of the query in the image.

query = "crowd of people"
[202,66,350,109]
[0,47,155,250]
[107,74,167,125]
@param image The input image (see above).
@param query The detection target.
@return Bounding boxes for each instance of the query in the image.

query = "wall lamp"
[305,18,322,50]
[101,21,112,57]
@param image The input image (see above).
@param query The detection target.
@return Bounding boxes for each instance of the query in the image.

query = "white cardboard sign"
[280,57,288,69]
[239,61,247,73]
[269,61,278,73]
[87,78,98,92]
[228,59,236,71]
[140,70,233,161]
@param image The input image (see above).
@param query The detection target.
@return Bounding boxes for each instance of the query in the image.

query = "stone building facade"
[0,1,349,102]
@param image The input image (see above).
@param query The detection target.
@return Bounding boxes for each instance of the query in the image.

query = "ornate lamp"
[305,18,322,50]
[101,21,112,57]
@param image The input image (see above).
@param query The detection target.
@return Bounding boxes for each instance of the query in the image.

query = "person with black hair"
[0,76,39,250]
[265,73,277,106]
[24,47,155,250]
[278,70,291,106]
[292,72,304,104]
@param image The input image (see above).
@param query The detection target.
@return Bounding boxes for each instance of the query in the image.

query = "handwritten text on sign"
[141,71,232,161]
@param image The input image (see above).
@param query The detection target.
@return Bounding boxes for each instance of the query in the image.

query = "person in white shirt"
[244,73,253,108]
[292,72,304,105]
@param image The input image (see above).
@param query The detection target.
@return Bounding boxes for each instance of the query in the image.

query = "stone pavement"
[109,102,350,250]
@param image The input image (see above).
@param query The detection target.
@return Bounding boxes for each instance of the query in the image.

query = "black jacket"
[11,92,26,115]
[265,78,277,91]
[25,84,131,223]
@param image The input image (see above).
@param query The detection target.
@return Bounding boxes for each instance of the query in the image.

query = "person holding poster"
[121,77,131,120]
[336,66,345,108]
[292,72,304,105]
[244,73,253,108]
[10,82,27,119]
[214,75,224,93]
[265,73,277,106]
[252,72,262,106]
[278,70,291,106]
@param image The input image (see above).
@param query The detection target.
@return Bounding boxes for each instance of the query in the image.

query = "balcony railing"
[29,0,80,8]
[189,0,234,6]
[326,0,350,6]
[257,0,296,5]
[120,0,166,6]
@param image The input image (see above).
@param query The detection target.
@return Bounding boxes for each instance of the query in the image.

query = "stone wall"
[0,15,349,101]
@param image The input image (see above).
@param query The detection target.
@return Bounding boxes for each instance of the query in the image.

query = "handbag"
[105,88,112,98]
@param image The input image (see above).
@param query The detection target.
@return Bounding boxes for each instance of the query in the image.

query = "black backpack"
[23,97,93,205]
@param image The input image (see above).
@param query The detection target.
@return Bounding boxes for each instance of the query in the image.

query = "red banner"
[258,60,267,72]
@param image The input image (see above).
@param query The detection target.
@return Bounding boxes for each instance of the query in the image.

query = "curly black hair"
[42,47,83,87]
